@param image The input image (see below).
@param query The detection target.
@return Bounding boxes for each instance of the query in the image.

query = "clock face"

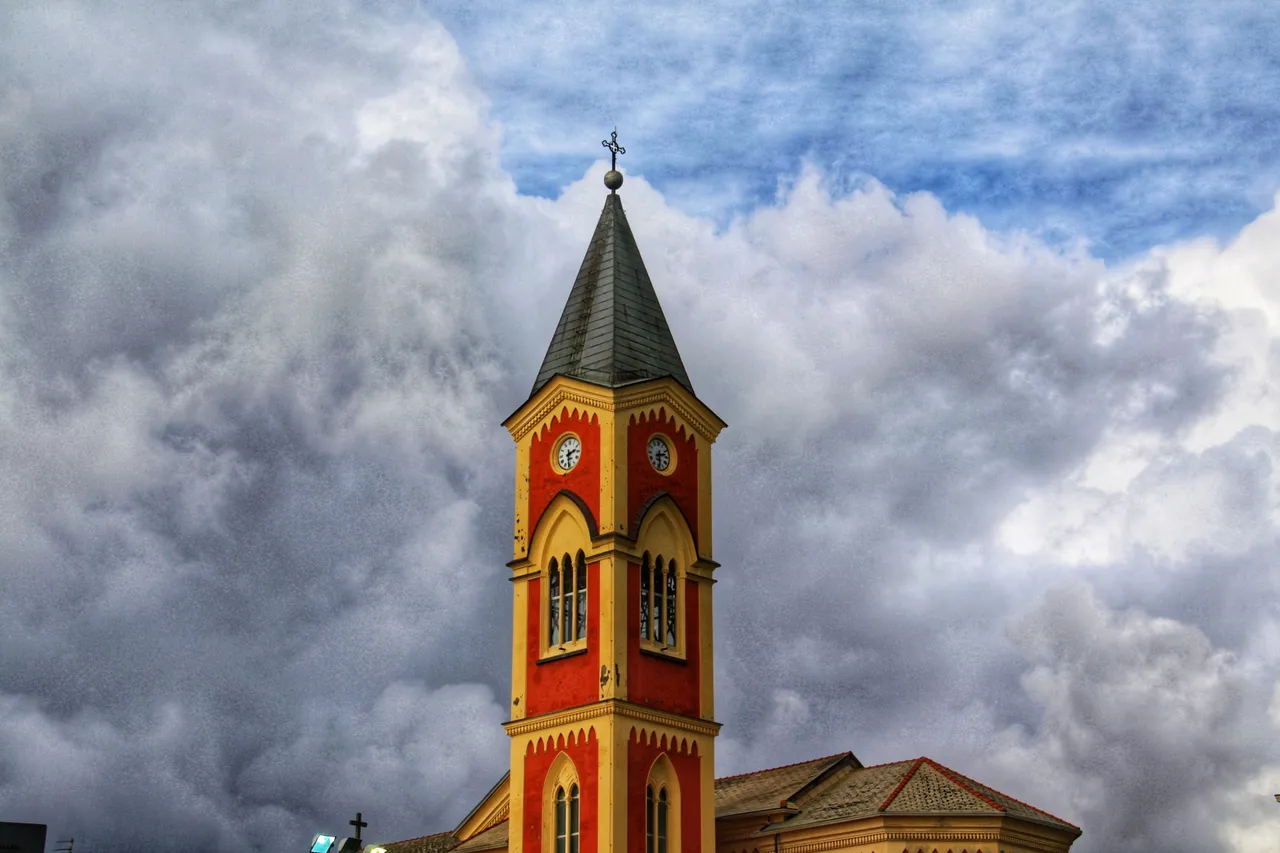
[647,435,671,472]
[557,436,582,472]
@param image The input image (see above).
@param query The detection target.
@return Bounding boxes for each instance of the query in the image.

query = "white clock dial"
[647,436,671,472]
[557,436,582,471]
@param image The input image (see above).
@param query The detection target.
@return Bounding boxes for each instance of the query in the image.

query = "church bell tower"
[501,135,725,853]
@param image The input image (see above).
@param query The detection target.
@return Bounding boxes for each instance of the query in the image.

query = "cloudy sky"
[2,1,1280,851]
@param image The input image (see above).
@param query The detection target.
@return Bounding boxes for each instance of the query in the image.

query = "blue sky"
[428,0,1280,259]
[4,2,1280,852]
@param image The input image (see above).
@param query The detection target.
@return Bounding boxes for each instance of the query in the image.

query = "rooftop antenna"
[55,839,74,853]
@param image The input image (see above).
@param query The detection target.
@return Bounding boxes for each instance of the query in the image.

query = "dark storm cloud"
[3,2,1279,853]
[1,2,519,848]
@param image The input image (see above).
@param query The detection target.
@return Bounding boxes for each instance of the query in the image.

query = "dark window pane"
[654,557,665,643]
[639,555,650,640]
[555,788,566,853]
[576,552,587,641]
[657,789,668,853]
[562,556,572,642]
[666,563,677,646]
[569,785,580,853]
[646,786,655,853]
[548,559,560,646]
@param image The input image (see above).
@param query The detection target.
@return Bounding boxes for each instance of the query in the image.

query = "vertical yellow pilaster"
[515,435,531,560]
[613,407,630,536]
[509,736,527,853]
[699,736,716,853]
[610,718,630,853]
[597,553,618,701]
[594,714,619,853]
[698,578,714,720]
[597,408,616,534]
[696,434,713,560]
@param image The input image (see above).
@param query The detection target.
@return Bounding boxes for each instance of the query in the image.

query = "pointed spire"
[531,135,693,395]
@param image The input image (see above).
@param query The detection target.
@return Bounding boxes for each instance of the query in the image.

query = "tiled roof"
[377,752,1079,850]
[740,756,1080,835]
[452,820,509,852]
[918,758,1082,831]
[881,759,1001,813]
[715,753,853,817]
[375,830,458,853]
[531,192,693,396]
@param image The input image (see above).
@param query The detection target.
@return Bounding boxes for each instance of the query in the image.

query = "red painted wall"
[626,565,700,718]
[627,408,698,544]
[626,734,703,853]
[529,408,601,537]
[523,730,599,853]
[525,562,602,717]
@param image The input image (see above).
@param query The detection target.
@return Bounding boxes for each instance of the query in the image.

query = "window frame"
[638,550,685,659]
[633,498,696,661]
[543,548,589,658]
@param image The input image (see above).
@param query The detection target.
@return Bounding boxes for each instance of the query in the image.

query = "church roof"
[375,753,1079,850]
[376,830,458,853]
[531,192,693,396]
[715,752,853,817]
[741,755,1081,836]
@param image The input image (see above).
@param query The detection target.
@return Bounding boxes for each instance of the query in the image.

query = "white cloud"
[982,584,1276,851]
[1,3,1279,853]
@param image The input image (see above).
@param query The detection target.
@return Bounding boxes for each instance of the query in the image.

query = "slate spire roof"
[531,191,693,396]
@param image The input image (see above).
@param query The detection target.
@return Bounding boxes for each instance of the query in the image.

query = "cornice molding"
[761,816,1074,853]
[510,534,716,580]
[477,800,509,834]
[777,828,1000,853]
[504,699,721,738]
[505,378,725,444]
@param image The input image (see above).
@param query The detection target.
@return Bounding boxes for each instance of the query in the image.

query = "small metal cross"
[602,129,626,170]
[350,812,368,840]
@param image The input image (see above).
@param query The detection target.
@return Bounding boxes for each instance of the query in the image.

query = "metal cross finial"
[350,812,368,840]
[602,128,625,171]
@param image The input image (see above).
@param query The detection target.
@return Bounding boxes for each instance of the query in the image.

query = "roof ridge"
[716,747,855,778]
[877,757,926,811]
[854,757,919,771]
[923,758,1081,830]
[382,831,457,844]
[919,758,1005,812]
[715,752,850,783]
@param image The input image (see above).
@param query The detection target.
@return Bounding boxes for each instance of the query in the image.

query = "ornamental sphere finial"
[604,169,624,191]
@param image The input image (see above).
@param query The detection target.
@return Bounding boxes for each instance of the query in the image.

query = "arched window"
[646,784,669,853]
[645,754,680,853]
[639,552,677,648]
[555,784,580,853]
[543,752,581,853]
[549,551,587,647]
